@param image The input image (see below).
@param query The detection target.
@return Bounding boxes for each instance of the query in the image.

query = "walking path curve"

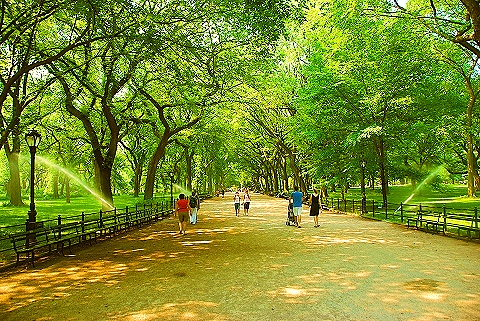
[1,193,479,320]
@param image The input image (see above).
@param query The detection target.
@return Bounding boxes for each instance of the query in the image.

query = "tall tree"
[390,0,480,195]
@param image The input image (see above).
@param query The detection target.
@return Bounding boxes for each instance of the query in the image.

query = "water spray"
[36,156,114,210]
[393,165,444,214]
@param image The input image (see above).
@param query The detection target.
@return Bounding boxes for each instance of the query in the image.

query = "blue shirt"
[291,191,303,207]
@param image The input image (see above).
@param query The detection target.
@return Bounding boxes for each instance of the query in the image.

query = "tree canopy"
[0,0,478,210]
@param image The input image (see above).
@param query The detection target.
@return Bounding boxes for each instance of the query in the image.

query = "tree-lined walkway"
[1,193,479,320]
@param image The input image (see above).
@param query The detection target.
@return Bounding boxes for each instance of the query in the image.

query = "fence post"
[337,199,340,212]
[344,199,347,212]
[81,212,86,240]
[442,204,447,232]
[400,203,403,223]
[99,210,103,228]
[126,206,129,221]
[475,207,478,228]
[57,215,62,238]
[352,199,355,213]
[372,200,375,218]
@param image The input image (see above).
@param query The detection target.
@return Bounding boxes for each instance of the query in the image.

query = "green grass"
[326,184,480,210]
[0,193,170,227]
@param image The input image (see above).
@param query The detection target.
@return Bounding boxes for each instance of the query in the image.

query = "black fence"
[0,198,175,267]
[322,197,479,238]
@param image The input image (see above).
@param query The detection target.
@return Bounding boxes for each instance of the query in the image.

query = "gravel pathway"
[1,193,479,321]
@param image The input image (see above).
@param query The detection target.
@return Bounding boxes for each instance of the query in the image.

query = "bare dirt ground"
[1,193,479,321]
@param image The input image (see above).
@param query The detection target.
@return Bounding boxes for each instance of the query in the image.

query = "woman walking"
[175,193,191,234]
[234,191,241,216]
[243,189,251,216]
[309,188,321,227]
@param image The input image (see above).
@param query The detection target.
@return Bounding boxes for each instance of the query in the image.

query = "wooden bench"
[407,210,445,234]
[10,227,56,266]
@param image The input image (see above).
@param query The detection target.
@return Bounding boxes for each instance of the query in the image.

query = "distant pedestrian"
[221,189,225,198]
[175,193,191,235]
[309,188,321,227]
[243,189,251,216]
[234,191,241,216]
[290,186,303,228]
[189,190,200,225]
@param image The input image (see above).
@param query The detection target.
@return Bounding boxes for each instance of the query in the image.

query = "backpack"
[189,196,197,208]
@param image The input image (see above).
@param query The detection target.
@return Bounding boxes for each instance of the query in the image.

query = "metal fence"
[0,198,175,267]
[323,197,479,236]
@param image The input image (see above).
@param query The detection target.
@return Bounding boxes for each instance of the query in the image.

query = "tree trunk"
[272,159,279,192]
[53,171,59,199]
[97,160,114,210]
[5,129,23,206]
[144,136,169,200]
[281,156,288,191]
[133,163,142,197]
[6,149,23,206]
[372,136,388,207]
[466,88,477,196]
[378,138,388,208]
[66,177,71,203]
[208,166,213,194]
[186,149,194,191]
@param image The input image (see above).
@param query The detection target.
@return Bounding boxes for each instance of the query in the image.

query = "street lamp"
[360,158,366,214]
[25,129,41,232]
[169,172,174,207]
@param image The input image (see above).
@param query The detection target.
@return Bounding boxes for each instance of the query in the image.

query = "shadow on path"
[1,193,479,321]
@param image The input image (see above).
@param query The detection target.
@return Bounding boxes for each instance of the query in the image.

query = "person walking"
[290,186,303,228]
[243,189,251,216]
[309,188,321,227]
[234,191,241,216]
[189,190,200,225]
[175,193,191,235]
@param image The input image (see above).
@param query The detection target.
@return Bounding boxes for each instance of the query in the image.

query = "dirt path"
[1,193,479,321]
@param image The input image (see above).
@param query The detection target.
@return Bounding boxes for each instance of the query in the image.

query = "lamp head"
[25,129,41,148]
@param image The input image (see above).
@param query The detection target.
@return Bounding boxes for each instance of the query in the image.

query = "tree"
[285,0,443,206]
[389,0,480,195]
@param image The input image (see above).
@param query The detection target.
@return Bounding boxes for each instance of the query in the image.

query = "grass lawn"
[0,193,169,227]
[327,184,480,210]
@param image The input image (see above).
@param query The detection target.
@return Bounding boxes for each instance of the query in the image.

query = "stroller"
[286,202,296,226]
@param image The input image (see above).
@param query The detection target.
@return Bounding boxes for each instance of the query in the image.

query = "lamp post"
[169,172,174,207]
[25,129,41,232]
[360,158,366,214]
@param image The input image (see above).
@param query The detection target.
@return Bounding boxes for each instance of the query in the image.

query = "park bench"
[10,226,56,266]
[128,207,155,228]
[78,219,101,244]
[407,210,445,234]
[444,212,480,239]
[98,213,131,236]
[51,222,80,255]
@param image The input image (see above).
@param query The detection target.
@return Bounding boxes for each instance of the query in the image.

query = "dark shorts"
[178,211,189,222]
[235,203,240,210]
[244,202,250,210]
